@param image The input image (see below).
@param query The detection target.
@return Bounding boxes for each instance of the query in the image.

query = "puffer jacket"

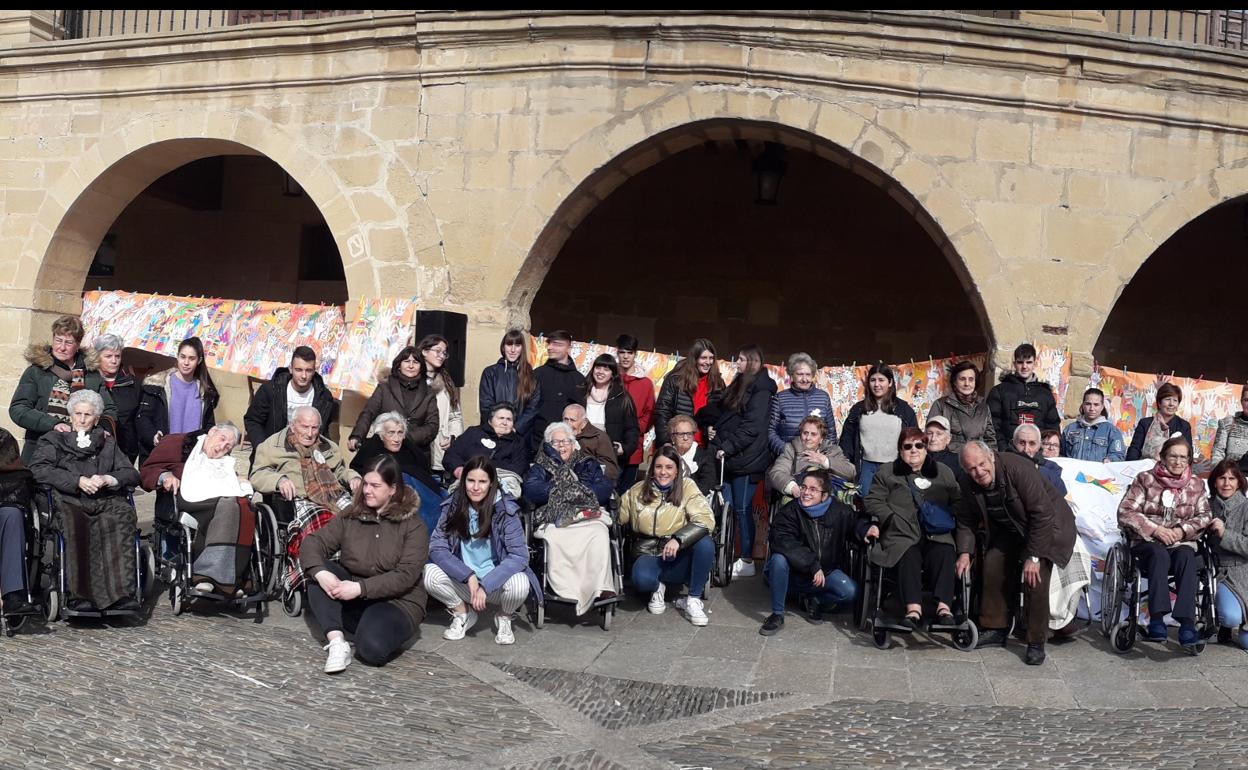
[29,427,140,496]
[428,376,464,472]
[1061,416,1126,462]
[1212,492,1248,594]
[104,371,142,463]
[865,456,961,568]
[766,437,855,496]
[349,371,439,451]
[302,488,430,631]
[926,394,995,452]
[136,369,218,460]
[767,386,836,456]
[618,477,715,558]
[653,373,721,446]
[532,358,584,451]
[1117,466,1212,544]
[768,497,862,579]
[428,492,541,604]
[9,344,115,462]
[442,423,529,477]
[1011,449,1067,496]
[575,381,640,464]
[1211,412,1248,466]
[698,374,777,478]
[987,373,1060,451]
[478,358,542,439]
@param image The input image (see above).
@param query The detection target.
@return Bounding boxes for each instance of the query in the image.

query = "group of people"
[2,318,1247,675]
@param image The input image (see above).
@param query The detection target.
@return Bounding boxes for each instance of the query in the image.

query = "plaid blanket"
[282,498,335,593]
[1049,536,1092,628]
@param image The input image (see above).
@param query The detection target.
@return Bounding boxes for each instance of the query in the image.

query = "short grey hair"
[959,439,995,469]
[544,421,577,447]
[66,389,104,418]
[1012,424,1041,442]
[562,403,585,421]
[371,411,406,436]
[209,421,241,445]
[291,405,322,425]
[787,352,817,375]
[92,334,124,353]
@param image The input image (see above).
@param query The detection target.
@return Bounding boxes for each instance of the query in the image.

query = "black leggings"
[306,562,414,666]
[896,539,956,607]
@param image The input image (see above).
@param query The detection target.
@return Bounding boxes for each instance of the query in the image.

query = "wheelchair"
[35,486,154,622]
[852,536,979,652]
[708,457,735,589]
[0,502,48,636]
[152,494,282,618]
[1099,531,1219,655]
[258,494,335,618]
[522,493,624,631]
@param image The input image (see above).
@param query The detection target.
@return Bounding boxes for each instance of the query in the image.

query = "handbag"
[910,485,955,535]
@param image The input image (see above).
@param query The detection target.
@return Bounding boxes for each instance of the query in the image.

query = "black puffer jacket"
[243,367,339,450]
[654,374,723,446]
[697,374,777,478]
[442,423,530,477]
[987,373,1060,451]
[532,359,584,449]
[575,381,640,463]
[105,371,142,463]
[768,497,864,578]
[478,358,542,439]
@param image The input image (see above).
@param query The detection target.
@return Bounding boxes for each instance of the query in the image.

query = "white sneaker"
[675,596,709,626]
[495,614,515,645]
[193,581,214,593]
[443,610,478,641]
[647,584,667,614]
[323,639,352,674]
[732,558,756,578]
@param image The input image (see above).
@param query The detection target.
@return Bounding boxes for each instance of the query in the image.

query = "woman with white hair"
[521,421,616,615]
[351,410,445,535]
[92,334,141,463]
[768,352,835,456]
[30,389,140,612]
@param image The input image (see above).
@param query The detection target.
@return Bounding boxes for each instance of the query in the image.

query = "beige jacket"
[249,429,360,496]
[429,376,464,472]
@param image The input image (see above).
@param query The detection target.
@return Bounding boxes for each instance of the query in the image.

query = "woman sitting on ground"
[1208,459,1248,649]
[767,415,855,503]
[30,390,141,612]
[302,455,429,674]
[427,457,538,645]
[350,410,443,535]
[619,444,716,626]
[521,422,615,616]
[139,422,256,595]
[864,427,962,629]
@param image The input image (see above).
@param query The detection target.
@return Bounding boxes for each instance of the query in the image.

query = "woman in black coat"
[653,338,726,446]
[697,344,776,579]
[136,337,219,462]
[576,354,640,470]
[838,363,918,497]
[442,403,530,479]
[477,329,542,450]
[93,334,141,464]
[1126,382,1195,461]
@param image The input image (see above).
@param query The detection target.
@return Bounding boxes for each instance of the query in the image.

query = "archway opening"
[1096,197,1248,382]
[527,122,990,367]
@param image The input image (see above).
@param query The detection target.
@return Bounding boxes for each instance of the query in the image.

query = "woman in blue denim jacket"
[1061,388,1125,463]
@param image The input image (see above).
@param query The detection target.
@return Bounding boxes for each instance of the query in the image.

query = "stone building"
[1,10,1246,436]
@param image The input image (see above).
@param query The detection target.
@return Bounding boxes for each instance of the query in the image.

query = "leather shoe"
[1024,644,1046,666]
[759,613,785,636]
[975,628,1008,649]
[1,592,36,616]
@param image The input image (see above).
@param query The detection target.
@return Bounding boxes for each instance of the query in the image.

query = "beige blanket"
[537,516,614,615]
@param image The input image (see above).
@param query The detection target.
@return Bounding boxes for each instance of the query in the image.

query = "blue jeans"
[857,460,883,498]
[763,553,856,615]
[631,537,715,599]
[724,475,758,559]
[1216,583,1248,649]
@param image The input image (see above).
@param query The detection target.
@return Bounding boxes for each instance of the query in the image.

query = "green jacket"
[864,457,961,568]
[10,344,116,461]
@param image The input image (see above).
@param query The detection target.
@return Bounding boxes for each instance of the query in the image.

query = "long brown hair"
[673,338,725,397]
[721,345,764,413]
[418,333,460,409]
[443,456,500,540]
[501,328,535,407]
[640,444,687,506]
[177,336,218,401]
[863,363,897,414]
[345,454,410,518]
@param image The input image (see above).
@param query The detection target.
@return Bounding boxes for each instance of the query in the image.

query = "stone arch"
[22,111,396,320]
[503,90,1014,359]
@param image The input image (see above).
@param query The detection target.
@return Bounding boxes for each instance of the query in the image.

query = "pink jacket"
[1117,468,1212,542]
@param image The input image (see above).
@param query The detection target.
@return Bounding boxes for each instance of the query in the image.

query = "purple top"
[168,375,202,435]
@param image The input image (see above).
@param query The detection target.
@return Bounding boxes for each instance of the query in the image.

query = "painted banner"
[1090,367,1243,460]
[82,291,346,380]
[324,298,417,395]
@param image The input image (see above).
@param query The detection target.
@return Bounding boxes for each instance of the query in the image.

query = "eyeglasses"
[671,431,695,439]
[1163,454,1190,463]
[52,336,77,347]
[798,485,825,494]
[551,439,575,447]
[902,442,926,450]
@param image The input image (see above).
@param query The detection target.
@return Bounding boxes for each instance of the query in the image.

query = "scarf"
[679,444,699,476]
[180,434,248,503]
[1150,461,1192,491]
[955,390,979,407]
[1140,415,1173,461]
[800,497,833,518]
[46,355,87,422]
[532,447,599,528]
[288,433,350,512]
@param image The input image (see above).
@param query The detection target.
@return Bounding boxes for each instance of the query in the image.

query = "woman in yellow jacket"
[620,444,715,626]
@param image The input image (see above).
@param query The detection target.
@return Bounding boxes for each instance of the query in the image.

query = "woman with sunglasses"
[864,427,962,629]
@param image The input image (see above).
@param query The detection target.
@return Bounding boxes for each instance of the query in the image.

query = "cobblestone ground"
[2,487,1242,768]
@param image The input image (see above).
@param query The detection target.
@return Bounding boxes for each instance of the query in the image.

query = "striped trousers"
[423,563,529,615]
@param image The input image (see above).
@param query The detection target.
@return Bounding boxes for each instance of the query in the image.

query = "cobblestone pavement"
[6,492,1245,768]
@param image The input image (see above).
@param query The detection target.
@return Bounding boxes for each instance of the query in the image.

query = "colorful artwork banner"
[1090,367,1243,460]
[324,298,417,395]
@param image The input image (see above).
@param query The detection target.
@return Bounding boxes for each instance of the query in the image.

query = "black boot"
[759,613,785,636]
[1,591,35,615]
[976,628,1008,648]
[1024,644,1046,665]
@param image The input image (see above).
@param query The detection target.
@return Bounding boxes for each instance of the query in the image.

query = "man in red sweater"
[615,334,655,494]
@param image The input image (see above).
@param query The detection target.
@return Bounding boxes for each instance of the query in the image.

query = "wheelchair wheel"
[534,601,545,630]
[282,588,303,618]
[712,508,735,588]
[1110,620,1135,654]
[871,624,891,650]
[1100,542,1125,638]
[141,542,157,599]
[600,603,613,631]
[170,583,187,616]
[254,504,282,598]
[951,621,979,652]
[6,613,27,635]
[43,589,59,623]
